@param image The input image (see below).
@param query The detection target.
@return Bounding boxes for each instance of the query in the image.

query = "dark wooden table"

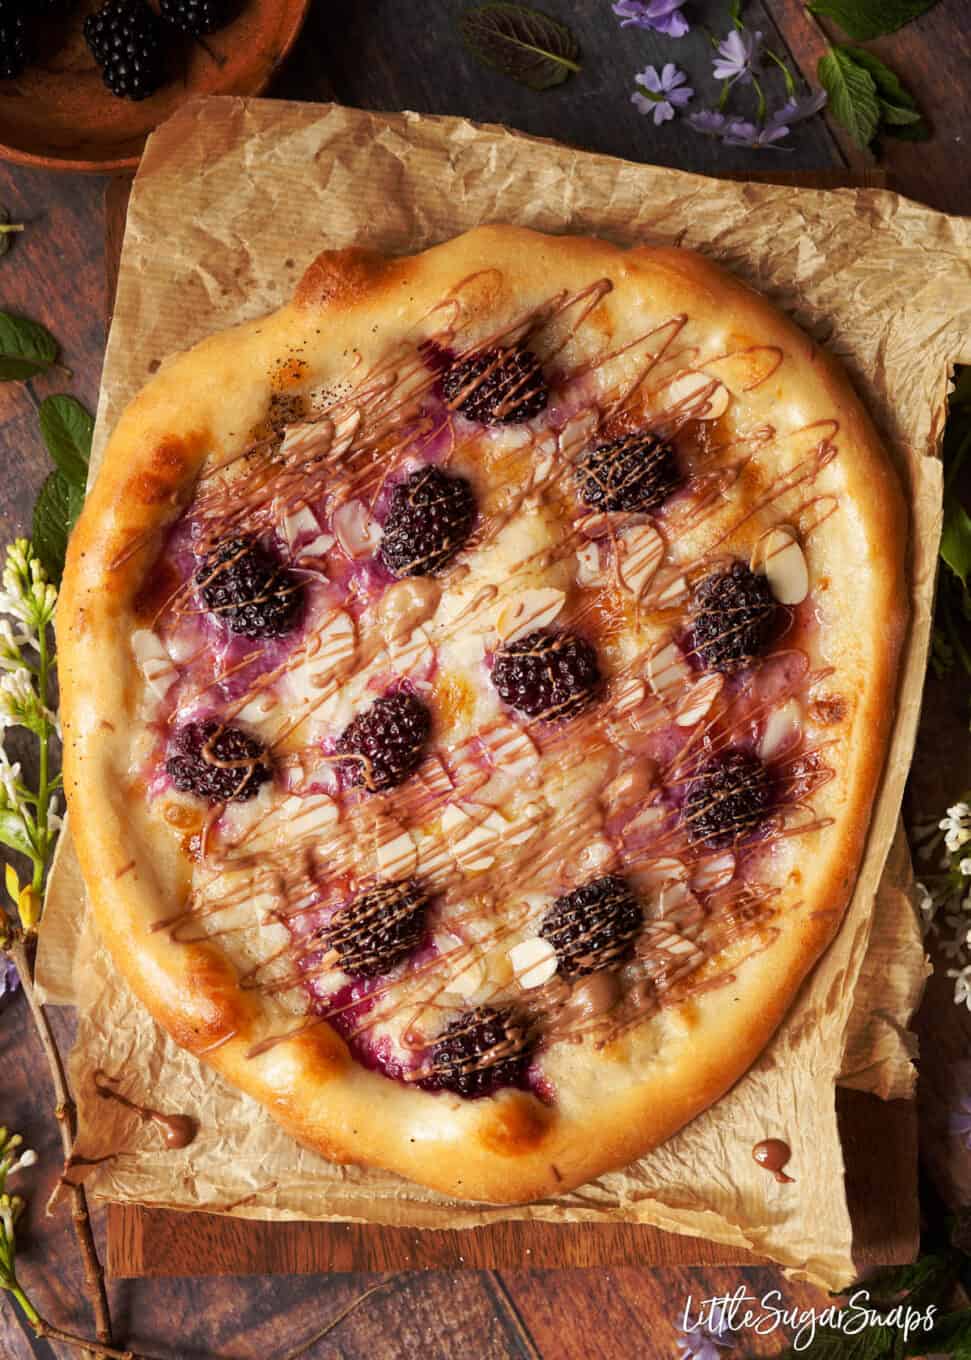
[1,2,970,1356]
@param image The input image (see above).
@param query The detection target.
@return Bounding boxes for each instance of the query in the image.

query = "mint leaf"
[942,494,971,592]
[39,395,93,489]
[32,470,83,584]
[807,0,941,40]
[460,3,581,91]
[0,312,58,382]
[836,46,927,131]
[818,48,881,148]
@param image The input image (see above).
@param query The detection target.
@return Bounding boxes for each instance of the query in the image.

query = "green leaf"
[32,471,83,585]
[0,812,33,860]
[778,1321,895,1360]
[460,3,581,91]
[818,48,881,148]
[807,0,941,40]
[39,395,93,489]
[0,312,58,382]
[941,494,971,592]
[836,46,925,130]
[904,1307,971,1357]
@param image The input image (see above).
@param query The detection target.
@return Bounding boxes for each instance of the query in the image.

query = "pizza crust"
[58,225,906,1202]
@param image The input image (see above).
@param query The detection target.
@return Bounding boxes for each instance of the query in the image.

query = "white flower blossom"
[949,963,971,1011]
[940,803,971,853]
[0,747,21,808]
[960,858,971,877]
[915,880,937,934]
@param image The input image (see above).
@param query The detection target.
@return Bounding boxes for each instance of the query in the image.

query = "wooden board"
[101,165,916,1279]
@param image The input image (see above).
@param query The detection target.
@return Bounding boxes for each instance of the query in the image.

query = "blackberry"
[166,719,271,804]
[683,749,772,848]
[84,0,165,101]
[491,630,600,722]
[379,466,476,579]
[324,880,428,978]
[0,2,27,81]
[195,537,303,640]
[441,346,548,425]
[576,430,680,514]
[690,561,777,673]
[540,875,642,979]
[336,690,430,793]
[159,0,237,34]
[422,1005,532,1098]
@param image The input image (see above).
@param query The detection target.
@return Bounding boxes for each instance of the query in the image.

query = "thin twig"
[276,1278,402,1360]
[9,932,114,1346]
[30,1314,163,1360]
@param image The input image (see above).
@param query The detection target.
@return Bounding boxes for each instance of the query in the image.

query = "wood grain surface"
[0,0,969,1355]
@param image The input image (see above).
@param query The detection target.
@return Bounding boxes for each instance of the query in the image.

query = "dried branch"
[9,931,113,1347]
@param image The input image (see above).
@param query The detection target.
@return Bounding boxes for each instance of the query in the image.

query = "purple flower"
[950,1094,971,1149]
[632,63,694,125]
[612,0,690,39]
[712,28,763,85]
[768,90,828,127]
[721,117,790,149]
[677,1320,735,1359]
[0,954,19,1002]
[686,109,730,137]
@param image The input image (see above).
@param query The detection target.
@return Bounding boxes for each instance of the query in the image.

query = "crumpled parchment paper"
[37,96,971,1290]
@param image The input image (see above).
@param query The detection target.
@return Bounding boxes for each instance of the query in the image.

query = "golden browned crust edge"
[58,225,907,1203]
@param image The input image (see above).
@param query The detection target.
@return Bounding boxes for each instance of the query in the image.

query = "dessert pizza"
[59,225,905,1202]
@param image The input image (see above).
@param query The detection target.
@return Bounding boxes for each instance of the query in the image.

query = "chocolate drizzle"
[127,268,845,1093]
[752,1137,794,1183]
[94,1072,198,1149]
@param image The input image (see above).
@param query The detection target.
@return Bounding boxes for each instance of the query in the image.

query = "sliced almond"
[558,409,600,463]
[235,692,277,725]
[691,851,736,893]
[131,629,177,698]
[298,533,335,559]
[618,523,664,600]
[759,698,803,761]
[658,881,700,917]
[673,673,723,728]
[509,937,558,989]
[281,502,321,549]
[647,640,690,696]
[377,830,418,878]
[576,540,603,588]
[333,499,382,560]
[448,953,486,998]
[279,416,334,462]
[752,525,809,605]
[641,856,688,890]
[495,587,565,643]
[662,371,731,420]
[481,723,540,777]
[654,574,688,608]
[613,677,645,714]
[622,803,667,838]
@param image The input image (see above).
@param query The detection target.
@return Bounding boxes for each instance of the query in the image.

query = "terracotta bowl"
[0,0,310,173]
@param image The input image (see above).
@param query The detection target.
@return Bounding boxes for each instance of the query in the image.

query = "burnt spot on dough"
[294,246,396,311]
